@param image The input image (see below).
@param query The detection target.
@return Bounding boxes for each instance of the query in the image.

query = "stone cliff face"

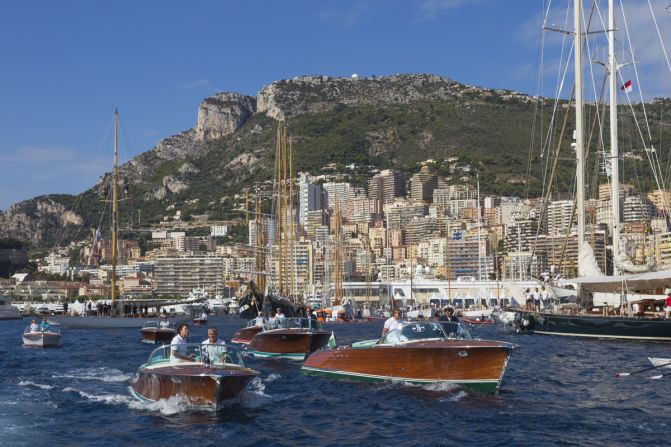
[0,198,83,245]
[195,92,257,141]
[256,74,469,120]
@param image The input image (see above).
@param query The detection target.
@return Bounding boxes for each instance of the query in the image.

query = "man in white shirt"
[29,319,39,332]
[381,309,402,337]
[202,328,227,364]
[276,308,286,323]
[170,324,194,363]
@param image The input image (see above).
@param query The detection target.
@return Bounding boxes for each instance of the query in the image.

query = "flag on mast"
[621,80,633,94]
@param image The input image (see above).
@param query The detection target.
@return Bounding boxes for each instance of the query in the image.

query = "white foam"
[53,367,133,383]
[63,387,135,406]
[18,380,55,390]
[127,394,201,415]
[264,373,282,383]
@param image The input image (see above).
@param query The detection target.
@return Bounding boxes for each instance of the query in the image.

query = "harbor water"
[1,315,669,446]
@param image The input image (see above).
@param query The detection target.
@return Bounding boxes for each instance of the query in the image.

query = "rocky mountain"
[0,73,667,249]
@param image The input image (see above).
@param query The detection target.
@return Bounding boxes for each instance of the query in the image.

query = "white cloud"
[180,79,214,91]
[318,1,372,25]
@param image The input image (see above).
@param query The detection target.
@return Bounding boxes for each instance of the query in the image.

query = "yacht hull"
[56,316,188,329]
[247,329,331,361]
[519,312,671,341]
[140,328,176,344]
[231,325,263,345]
[129,363,259,409]
[302,339,513,394]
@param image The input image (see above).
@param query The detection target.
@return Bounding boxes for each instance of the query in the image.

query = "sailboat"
[518,0,671,341]
[234,123,330,358]
[57,111,186,329]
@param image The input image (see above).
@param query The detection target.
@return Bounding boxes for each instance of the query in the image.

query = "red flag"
[620,80,633,94]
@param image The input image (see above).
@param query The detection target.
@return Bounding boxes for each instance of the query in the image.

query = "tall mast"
[574,0,586,273]
[608,0,621,274]
[111,110,119,306]
[477,173,482,282]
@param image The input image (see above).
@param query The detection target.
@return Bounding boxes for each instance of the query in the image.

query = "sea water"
[0,315,669,446]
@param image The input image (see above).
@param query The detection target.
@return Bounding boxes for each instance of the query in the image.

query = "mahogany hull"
[247,329,331,361]
[302,340,513,393]
[129,363,259,409]
[231,326,263,345]
[140,328,176,344]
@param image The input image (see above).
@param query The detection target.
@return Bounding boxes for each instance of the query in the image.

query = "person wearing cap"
[381,309,402,337]
[439,307,459,322]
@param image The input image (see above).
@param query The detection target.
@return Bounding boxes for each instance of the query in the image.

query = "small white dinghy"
[22,326,62,348]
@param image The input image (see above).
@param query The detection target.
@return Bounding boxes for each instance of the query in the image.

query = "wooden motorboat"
[246,317,331,361]
[192,317,208,326]
[129,343,259,409]
[302,321,515,394]
[140,321,177,344]
[231,320,263,345]
[22,326,62,348]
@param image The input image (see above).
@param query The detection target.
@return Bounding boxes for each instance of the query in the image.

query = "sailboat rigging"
[516,0,671,341]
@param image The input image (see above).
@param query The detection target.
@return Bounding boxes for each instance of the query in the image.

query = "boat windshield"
[264,317,321,331]
[381,321,471,344]
[146,343,246,368]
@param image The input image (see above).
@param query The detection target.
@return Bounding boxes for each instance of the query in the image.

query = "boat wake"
[52,367,134,382]
[127,394,202,415]
[18,380,55,390]
[63,386,136,406]
[378,378,467,400]
[239,375,294,409]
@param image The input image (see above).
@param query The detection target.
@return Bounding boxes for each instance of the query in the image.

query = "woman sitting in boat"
[266,310,279,328]
[29,319,39,333]
[170,323,195,363]
[202,328,227,364]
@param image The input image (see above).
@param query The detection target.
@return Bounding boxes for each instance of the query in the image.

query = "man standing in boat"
[381,309,402,337]
[170,323,194,363]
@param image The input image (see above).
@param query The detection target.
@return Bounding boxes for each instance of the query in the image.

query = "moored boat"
[129,343,259,409]
[140,320,177,344]
[0,295,22,320]
[302,321,515,394]
[246,317,331,361]
[516,311,671,341]
[22,326,62,348]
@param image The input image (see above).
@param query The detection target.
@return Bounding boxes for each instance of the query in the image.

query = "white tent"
[571,269,671,293]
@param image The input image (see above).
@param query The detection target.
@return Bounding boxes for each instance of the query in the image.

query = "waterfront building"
[547,200,575,235]
[155,256,224,297]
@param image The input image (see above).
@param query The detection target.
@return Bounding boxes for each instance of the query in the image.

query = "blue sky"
[1,0,670,210]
